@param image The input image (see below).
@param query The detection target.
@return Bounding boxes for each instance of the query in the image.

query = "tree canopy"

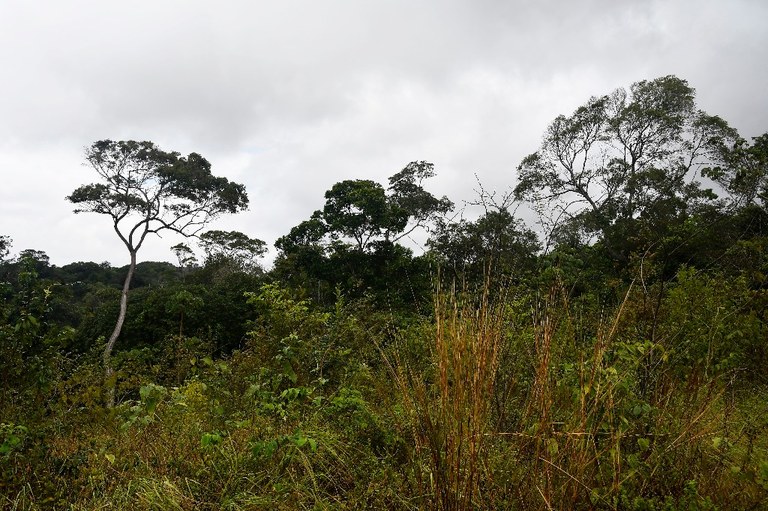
[69,140,248,250]
[278,161,452,254]
[514,76,738,247]
[0,235,11,262]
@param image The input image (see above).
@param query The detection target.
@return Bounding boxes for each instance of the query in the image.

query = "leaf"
[253,439,279,458]
[105,453,116,464]
[546,438,559,456]
[201,432,222,448]
[282,360,298,384]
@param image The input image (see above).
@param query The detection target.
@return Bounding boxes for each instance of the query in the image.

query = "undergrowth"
[2,271,767,510]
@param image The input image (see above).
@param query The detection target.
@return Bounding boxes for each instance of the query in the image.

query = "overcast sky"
[1,0,766,267]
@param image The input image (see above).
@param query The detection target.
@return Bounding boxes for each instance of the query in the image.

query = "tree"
[514,76,738,250]
[16,249,51,274]
[704,133,768,209]
[170,242,198,282]
[67,140,248,405]
[429,209,539,286]
[276,212,328,253]
[0,235,10,262]
[171,242,197,268]
[280,161,453,253]
[322,179,390,251]
[198,229,267,272]
[274,162,452,304]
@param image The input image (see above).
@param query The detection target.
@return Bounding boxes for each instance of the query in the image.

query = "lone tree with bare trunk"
[67,140,249,406]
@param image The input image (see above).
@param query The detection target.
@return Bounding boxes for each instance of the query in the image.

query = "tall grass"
[504,277,760,510]
[390,273,767,510]
[391,282,505,510]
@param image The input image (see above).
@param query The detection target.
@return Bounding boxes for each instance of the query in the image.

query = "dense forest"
[2,76,767,510]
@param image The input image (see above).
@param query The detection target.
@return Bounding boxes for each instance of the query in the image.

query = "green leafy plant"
[0,423,28,457]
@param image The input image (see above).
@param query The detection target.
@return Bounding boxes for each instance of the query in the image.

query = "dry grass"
[390,281,505,510]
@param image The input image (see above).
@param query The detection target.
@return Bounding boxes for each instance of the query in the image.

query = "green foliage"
[119,383,169,430]
[618,480,719,511]
[429,208,539,288]
[0,254,72,419]
[0,234,11,262]
[69,140,249,223]
[0,423,28,457]
[198,229,267,275]
[251,429,318,459]
[705,132,768,209]
[274,161,450,307]
[68,139,251,407]
[2,265,767,509]
[515,75,738,254]
[311,161,452,252]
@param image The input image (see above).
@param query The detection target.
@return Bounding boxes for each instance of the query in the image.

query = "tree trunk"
[104,250,137,407]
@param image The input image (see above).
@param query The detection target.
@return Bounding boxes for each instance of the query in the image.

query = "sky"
[1,0,766,268]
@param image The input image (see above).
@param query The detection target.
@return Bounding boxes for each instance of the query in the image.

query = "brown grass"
[390,281,505,510]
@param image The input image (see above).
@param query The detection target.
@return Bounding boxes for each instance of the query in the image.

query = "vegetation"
[2,75,767,510]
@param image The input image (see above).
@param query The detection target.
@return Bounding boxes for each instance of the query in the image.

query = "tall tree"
[274,161,451,304]
[429,209,539,286]
[514,76,738,249]
[171,242,198,275]
[282,161,453,253]
[67,140,248,405]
